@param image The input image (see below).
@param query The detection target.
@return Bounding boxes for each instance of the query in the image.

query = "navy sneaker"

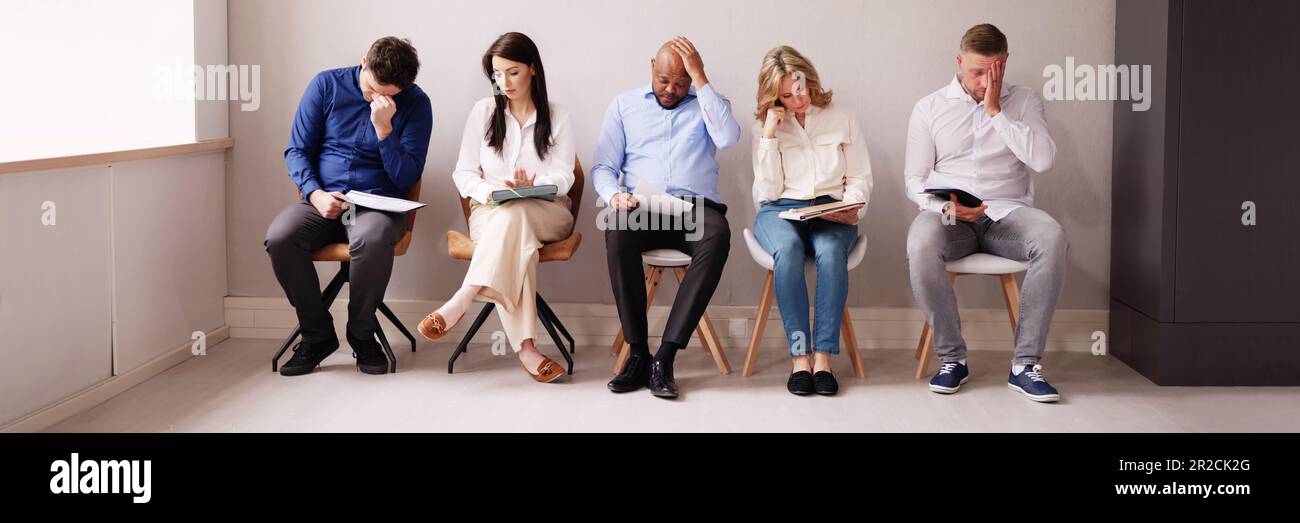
[928,361,969,394]
[1008,364,1060,403]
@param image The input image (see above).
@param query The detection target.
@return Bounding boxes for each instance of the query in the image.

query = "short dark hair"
[960,23,1008,55]
[365,36,420,88]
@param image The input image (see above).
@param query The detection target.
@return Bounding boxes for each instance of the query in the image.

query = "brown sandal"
[522,356,565,383]
[417,312,450,341]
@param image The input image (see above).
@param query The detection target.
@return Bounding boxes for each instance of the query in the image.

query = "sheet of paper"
[343,190,426,213]
[632,181,695,215]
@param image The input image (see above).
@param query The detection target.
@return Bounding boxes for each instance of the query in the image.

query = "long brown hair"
[481,32,554,160]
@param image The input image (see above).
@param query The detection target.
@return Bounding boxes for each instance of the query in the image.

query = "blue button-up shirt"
[591,83,741,205]
[285,66,433,199]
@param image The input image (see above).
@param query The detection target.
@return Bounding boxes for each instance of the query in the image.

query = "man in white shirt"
[904,24,1067,402]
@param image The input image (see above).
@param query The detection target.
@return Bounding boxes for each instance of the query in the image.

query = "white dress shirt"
[452,97,576,204]
[904,75,1057,221]
[751,103,873,218]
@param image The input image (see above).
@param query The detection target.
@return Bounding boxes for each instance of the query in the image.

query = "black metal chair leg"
[272,266,348,372]
[378,302,417,352]
[272,325,302,372]
[374,322,397,374]
[535,294,575,354]
[537,303,574,375]
[448,302,496,374]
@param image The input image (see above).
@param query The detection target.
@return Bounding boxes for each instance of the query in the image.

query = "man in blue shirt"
[266,37,433,376]
[595,37,741,399]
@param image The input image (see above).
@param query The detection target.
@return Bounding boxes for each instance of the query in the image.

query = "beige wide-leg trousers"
[465,196,573,352]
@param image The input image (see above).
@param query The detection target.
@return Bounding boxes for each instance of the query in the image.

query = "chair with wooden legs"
[610,249,732,375]
[913,253,1029,379]
[444,158,585,374]
[271,180,423,374]
[739,228,867,378]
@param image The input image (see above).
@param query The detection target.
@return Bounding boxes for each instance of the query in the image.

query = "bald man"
[592,37,741,399]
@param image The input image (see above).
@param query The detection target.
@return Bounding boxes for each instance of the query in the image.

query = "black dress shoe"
[608,352,651,392]
[813,371,839,395]
[649,360,679,399]
[279,337,339,376]
[787,371,815,395]
[349,334,389,375]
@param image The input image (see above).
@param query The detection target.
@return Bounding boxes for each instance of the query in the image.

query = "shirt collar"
[504,105,538,129]
[945,74,1011,105]
[641,83,698,103]
[944,75,970,101]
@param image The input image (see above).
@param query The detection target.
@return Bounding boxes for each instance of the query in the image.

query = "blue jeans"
[754,196,859,357]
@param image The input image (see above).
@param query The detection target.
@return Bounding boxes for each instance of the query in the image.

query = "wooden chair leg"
[671,268,709,354]
[672,267,729,374]
[697,311,730,374]
[611,267,657,355]
[914,322,930,360]
[742,271,776,377]
[914,321,934,379]
[841,309,864,378]
[999,273,1021,334]
[613,266,664,374]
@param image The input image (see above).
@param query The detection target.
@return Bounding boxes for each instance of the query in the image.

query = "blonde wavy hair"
[754,46,833,121]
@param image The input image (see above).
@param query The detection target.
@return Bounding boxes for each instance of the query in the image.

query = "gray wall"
[226,0,1114,310]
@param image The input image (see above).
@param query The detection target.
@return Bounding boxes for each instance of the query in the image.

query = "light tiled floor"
[44,337,1300,432]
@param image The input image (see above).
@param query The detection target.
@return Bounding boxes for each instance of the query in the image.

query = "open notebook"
[342,191,426,213]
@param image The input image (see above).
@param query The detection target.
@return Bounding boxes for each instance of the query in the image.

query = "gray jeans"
[905,207,1068,365]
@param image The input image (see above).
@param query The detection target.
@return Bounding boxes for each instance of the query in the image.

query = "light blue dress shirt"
[591,83,741,205]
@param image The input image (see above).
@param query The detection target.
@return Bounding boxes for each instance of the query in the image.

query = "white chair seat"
[742,228,868,272]
[641,248,693,267]
[945,253,1028,274]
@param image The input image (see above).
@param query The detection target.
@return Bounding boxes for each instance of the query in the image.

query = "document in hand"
[632,181,695,215]
[777,200,864,221]
[342,191,427,213]
[921,187,983,207]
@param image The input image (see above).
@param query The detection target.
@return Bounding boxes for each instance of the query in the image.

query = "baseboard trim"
[1,325,231,433]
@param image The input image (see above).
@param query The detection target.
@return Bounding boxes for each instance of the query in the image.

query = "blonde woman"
[417,32,575,383]
[751,46,873,396]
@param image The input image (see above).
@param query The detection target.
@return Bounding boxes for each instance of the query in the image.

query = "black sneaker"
[279,337,339,376]
[349,334,389,375]
[813,371,839,396]
[787,371,815,395]
[608,352,651,393]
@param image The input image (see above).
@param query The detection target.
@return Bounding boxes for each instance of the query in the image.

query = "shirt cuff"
[757,137,780,151]
[471,184,494,205]
[299,179,322,201]
[925,196,949,214]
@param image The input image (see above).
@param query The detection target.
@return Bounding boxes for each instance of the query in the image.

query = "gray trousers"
[265,201,405,345]
[905,207,1068,365]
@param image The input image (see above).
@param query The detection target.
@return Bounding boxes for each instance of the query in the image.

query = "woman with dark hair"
[417,32,576,383]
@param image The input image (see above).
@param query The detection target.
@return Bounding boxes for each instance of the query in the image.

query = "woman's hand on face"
[762,107,786,139]
[504,168,536,189]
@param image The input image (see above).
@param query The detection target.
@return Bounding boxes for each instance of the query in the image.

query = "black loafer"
[608,352,651,392]
[787,371,815,395]
[813,371,839,395]
[649,360,679,399]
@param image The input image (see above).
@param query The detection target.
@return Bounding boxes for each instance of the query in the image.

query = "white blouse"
[750,103,873,218]
[452,97,576,204]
